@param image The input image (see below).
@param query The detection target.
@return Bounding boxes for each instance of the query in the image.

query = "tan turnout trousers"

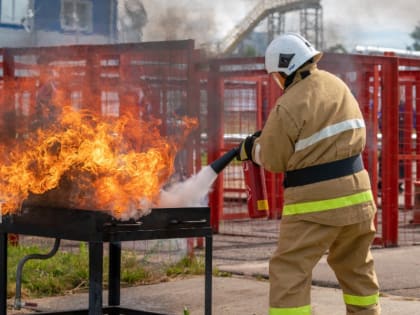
[269,218,380,315]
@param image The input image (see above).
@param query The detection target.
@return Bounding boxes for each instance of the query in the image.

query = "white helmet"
[265,33,322,76]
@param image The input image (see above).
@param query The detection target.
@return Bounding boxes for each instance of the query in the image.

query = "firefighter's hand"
[237,132,260,161]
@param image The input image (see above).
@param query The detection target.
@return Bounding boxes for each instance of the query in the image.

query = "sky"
[140,0,419,51]
[322,0,418,50]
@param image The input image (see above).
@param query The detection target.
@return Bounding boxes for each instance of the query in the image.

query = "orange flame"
[0,102,197,219]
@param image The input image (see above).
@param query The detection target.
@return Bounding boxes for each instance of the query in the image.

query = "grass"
[166,256,205,277]
[6,243,209,299]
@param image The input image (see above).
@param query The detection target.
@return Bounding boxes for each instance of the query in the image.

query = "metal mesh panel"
[3,44,420,247]
[0,41,201,252]
[222,81,258,221]
[395,79,420,245]
[205,58,283,235]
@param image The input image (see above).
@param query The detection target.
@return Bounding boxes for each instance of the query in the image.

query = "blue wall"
[34,0,116,35]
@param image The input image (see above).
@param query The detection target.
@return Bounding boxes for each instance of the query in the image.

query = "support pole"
[108,242,121,306]
[0,233,7,315]
[205,236,213,315]
[381,57,400,246]
[89,242,103,315]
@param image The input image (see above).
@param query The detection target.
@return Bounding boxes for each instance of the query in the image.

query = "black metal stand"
[0,233,7,315]
[0,234,213,315]
[108,242,121,307]
[0,207,213,315]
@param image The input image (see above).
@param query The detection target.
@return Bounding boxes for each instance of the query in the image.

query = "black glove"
[237,131,261,161]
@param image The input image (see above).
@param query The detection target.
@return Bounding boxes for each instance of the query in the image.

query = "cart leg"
[108,242,121,306]
[205,236,212,315]
[0,233,7,315]
[89,242,103,315]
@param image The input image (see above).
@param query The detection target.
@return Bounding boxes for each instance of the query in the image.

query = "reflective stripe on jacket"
[254,62,376,225]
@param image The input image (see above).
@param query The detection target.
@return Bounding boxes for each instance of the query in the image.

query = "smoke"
[322,0,419,49]
[140,0,249,46]
[118,0,148,42]
[119,0,419,50]
[140,0,217,46]
[157,166,218,208]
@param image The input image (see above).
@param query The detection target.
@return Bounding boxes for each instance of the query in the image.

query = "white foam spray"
[157,165,218,208]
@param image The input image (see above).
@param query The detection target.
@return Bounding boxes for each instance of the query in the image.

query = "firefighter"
[238,33,380,315]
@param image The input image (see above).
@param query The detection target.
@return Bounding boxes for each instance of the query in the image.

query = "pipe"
[14,238,61,310]
[210,147,240,173]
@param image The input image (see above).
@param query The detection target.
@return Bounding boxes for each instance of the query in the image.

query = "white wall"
[0,28,33,48]
[0,28,113,48]
[32,30,112,47]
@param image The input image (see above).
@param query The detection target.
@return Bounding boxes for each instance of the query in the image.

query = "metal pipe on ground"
[14,238,61,310]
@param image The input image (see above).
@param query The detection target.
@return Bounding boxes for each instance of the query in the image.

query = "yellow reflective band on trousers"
[343,292,380,306]
[283,190,373,216]
[269,305,311,315]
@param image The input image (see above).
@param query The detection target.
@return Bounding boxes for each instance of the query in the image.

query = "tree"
[409,22,420,51]
[242,45,258,57]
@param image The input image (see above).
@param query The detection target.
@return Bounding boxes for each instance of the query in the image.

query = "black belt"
[284,154,364,188]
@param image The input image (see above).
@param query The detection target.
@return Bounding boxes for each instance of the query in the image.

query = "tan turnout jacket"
[253,62,376,226]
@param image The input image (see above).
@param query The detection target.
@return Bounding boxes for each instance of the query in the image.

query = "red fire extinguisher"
[242,160,269,218]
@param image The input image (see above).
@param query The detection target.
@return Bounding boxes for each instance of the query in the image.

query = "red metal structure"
[206,52,420,247]
[1,40,420,247]
[0,40,203,246]
[206,57,285,232]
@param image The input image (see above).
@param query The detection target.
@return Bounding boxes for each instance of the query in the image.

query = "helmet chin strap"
[271,72,286,90]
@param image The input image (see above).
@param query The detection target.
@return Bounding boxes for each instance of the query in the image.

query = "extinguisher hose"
[210,147,240,173]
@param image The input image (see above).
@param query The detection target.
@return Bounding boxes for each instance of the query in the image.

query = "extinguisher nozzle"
[210,147,240,173]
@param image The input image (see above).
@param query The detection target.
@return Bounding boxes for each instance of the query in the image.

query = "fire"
[0,95,197,219]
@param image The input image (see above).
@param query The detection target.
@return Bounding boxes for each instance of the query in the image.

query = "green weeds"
[7,243,207,299]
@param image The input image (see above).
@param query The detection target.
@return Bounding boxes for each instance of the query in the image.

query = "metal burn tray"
[0,206,212,242]
[0,206,213,315]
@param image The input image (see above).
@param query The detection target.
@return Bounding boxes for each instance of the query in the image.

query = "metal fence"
[205,52,420,247]
[2,40,420,248]
[0,40,202,255]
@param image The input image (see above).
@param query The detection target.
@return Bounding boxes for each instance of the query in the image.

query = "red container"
[242,160,269,218]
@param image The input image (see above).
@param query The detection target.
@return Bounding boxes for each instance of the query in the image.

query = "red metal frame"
[2,40,420,246]
[0,40,202,230]
[207,52,420,247]
[205,57,285,231]
[380,57,400,246]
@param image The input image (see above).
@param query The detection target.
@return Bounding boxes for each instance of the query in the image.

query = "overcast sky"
[141,0,419,51]
[322,0,418,49]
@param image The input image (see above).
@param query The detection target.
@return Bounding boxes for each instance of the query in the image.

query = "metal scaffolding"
[216,0,324,56]
[299,3,324,50]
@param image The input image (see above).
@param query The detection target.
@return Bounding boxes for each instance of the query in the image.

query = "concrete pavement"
[216,238,420,298]
[9,276,420,315]
[9,233,420,315]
